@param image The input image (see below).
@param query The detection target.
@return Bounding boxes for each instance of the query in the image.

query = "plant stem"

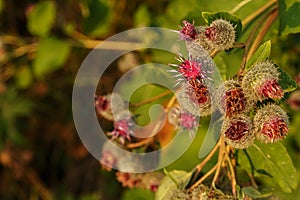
[190,164,218,190]
[240,11,269,73]
[189,139,221,187]
[242,0,277,27]
[130,90,173,108]
[211,138,226,189]
[246,8,278,63]
[229,0,252,14]
[126,137,153,149]
[225,146,237,197]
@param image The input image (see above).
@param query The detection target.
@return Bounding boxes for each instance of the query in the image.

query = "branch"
[246,8,278,63]
[242,0,277,27]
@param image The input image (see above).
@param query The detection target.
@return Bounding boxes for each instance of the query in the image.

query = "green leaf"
[83,0,111,36]
[134,5,151,27]
[155,170,192,200]
[122,188,154,200]
[214,53,228,80]
[0,0,3,14]
[33,37,71,78]
[278,0,300,36]
[255,169,272,177]
[278,67,297,93]
[198,112,222,158]
[245,40,271,70]
[27,1,56,36]
[238,142,297,193]
[242,187,262,198]
[201,11,242,39]
[242,187,272,198]
[16,66,32,88]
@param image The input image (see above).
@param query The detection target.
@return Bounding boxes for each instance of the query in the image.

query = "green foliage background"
[0,0,299,199]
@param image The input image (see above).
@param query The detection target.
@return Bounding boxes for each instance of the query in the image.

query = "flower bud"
[216,80,248,117]
[205,19,236,51]
[168,106,199,138]
[107,117,134,145]
[179,20,197,41]
[254,104,289,143]
[242,61,284,103]
[222,115,254,149]
[169,56,207,85]
[177,80,212,117]
[95,93,125,121]
[186,26,214,55]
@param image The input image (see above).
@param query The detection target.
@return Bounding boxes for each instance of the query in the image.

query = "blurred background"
[0,0,299,199]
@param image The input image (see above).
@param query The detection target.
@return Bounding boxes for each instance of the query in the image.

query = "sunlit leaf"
[198,112,222,158]
[214,53,228,80]
[27,1,56,36]
[33,37,71,78]
[134,5,151,27]
[155,170,192,200]
[16,66,32,88]
[166,0,196,22]
[245,40,271,70]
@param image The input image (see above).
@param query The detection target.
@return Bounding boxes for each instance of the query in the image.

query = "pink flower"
[95,95,109,113]
[222,115,254,149]
[108,118,133,145]
[94,93,125,121]
[217,80,248,117]
[179,112,198,130]
[242,61,284,103]
[100,151,117,171]
[169,56,207,86]
[261,118,289,142]
[254,104,289,143]
[205,26,217,41]
[179,20,197,41]
[168,106,199,138]
[257,79,283,100]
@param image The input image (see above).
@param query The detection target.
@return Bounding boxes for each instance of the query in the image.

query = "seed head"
[242,61,284,103]
[177,80,212,116]
[222,115,254,149]
[179,20,197,41]
[254,104,289,143]
[186,26,214,55]
[216,80,248,117]
[205,19,236,51]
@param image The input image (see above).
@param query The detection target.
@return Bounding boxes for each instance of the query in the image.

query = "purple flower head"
[257,79,284,100]
[108,118,134,145]
[100,151,118,171]
[168,106,199,138]
[179,20,197,41]
[169,56,208,87]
